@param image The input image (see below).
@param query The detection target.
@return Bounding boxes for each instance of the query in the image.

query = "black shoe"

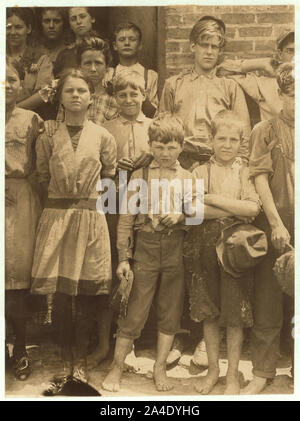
[12,353,31,381]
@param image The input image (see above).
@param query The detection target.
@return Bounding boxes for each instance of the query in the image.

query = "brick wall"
[164,4,294,77]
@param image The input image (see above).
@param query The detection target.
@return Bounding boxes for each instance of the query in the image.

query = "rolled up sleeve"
[249,120,275,179]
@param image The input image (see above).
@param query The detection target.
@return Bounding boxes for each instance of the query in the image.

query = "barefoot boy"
[102,115,197,392]
[184,110,262,395]
[242,63,294,395]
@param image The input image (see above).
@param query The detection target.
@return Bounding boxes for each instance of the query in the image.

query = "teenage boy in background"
[104,22,158,118]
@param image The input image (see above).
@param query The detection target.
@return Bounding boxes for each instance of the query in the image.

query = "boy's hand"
[262,58,277,77]
[236,215,255,224]
[204,194,217,206]
[102,70,113,89]
[159,213,183,227]
[271,223,290,253]
[133,152,153,170]
[44,120,59,137]
[116,260,131,282]
[117,158,135,171]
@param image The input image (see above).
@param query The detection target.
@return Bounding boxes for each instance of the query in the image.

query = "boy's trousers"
[251,235,283,379]
[117,230,185,340]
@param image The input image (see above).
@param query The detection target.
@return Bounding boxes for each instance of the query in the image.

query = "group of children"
[5,8,294,396]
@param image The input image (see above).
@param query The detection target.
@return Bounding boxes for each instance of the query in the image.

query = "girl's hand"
[44,120,59,137]
[271,223,290,253]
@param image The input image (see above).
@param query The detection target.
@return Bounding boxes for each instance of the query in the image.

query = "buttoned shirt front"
[103,112,151,161]
[193,156,260,205]
[159,68,251,159]
[117,160,198,261]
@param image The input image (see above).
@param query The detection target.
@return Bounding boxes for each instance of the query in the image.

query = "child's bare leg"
[224,326,243,395]
[195,319,220,394]
[240,375,267,395]
[102,336,133,392]
[153,332,174,392]
[88,307,113,368]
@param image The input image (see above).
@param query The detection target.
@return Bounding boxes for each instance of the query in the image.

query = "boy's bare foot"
[195,366,219,394]
[240,375,267,395]
[87,343,110,369]
[224,375,240,395]
[102,365,122,392]
[153,363,174,392]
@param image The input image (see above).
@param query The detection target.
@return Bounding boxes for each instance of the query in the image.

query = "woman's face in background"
[6,65,21,106]
[68,8,95,38]
[42,9,64,42]
[7,14,31,49]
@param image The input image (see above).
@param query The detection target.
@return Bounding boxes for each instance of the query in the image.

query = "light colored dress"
[5,107,43,290]
[31,119,117,296]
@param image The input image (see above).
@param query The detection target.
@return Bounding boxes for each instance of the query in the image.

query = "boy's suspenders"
[144,67,148,90]
[207,161,211,193]
[141,67,157,118]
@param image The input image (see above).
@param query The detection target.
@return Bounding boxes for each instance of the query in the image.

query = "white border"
[0,0,299,402]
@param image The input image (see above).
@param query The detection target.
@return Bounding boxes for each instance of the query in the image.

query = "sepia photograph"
[2,0,296,399]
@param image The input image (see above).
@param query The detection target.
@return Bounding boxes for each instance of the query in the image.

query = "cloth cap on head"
[199,15,226,34]
[216,223,268,279]
[277,28,294,49]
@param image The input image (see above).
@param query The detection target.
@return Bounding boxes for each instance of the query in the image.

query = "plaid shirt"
[56,93,118,125]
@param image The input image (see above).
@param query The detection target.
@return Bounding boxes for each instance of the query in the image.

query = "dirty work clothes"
[117,160,197,262]
[249,111,294,379]
[103,113,151,162]
[249,112,294,237]
[192,156,260,204]
[217,59,282,120]
[250,215,284,379]
[184,218,254,328]
[117,230,185,340]
[31,120,116,296]
[159,67,251,159]
[5,108,43,290]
